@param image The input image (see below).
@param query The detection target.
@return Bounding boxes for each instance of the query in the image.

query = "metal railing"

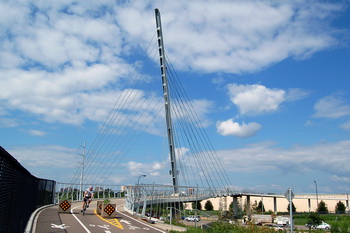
[55,182,126,203]
[0,147,56,233]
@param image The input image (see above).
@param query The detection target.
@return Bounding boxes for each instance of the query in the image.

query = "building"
[197,194,349,213]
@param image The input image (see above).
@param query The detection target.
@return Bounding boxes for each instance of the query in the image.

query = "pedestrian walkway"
[25,204,65,233]
[25,200,188,233]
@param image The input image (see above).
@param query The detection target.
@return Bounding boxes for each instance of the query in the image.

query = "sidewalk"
[153,221,187,232]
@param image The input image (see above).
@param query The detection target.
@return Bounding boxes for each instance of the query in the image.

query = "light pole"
[135,175,146,215]
[314,181,319,212]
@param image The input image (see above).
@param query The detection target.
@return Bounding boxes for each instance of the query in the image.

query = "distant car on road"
[315,221,331,230]
[185,215,201,222]
[264,224,285,232]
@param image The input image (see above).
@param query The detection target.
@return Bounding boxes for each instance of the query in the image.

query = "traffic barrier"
[58,200,72,213]
[101,203,116,218]
[96,201,104,215]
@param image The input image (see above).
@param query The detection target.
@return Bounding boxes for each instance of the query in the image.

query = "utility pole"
[79,142,86,200]
[155,8,179,194]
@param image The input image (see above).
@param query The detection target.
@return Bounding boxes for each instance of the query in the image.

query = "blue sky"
[1,0,350,194]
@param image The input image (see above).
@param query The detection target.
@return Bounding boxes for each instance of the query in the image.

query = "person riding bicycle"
[81,186,94,212]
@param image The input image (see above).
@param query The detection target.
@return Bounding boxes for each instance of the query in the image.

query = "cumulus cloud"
[227,83,285,115]
[117,0,343,73]
[313,95,350,119]
[216,118,261,138]
[126,160,165,177]
[0,0,345,130]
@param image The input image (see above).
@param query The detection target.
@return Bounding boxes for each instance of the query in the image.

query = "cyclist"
[81,186,94,212]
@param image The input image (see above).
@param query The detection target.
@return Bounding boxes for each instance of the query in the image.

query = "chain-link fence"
[0,146,56,233]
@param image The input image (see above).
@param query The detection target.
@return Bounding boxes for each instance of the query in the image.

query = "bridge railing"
[124,183,233,213]
[0,147,56,233]
[55,182,126,203]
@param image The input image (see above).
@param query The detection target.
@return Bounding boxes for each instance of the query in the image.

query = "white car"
[185,215,200,222]
[315,221,331,230]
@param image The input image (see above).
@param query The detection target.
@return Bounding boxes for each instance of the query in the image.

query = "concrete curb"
[24,204,56,233]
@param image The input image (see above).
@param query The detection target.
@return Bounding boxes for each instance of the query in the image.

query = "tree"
[335,201,346,214]
[192,201,202,210]
[204,200,214,211]
[257,200,265,213]
[287,201,296,213]
[317,200,328,214]
[229,200,243,218]
[307,212,321,227]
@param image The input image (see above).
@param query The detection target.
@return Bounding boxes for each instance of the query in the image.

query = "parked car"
[315,221,331,230]
[185,215,201,222]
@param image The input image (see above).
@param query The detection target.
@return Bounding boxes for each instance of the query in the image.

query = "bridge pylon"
[155,8,179,194]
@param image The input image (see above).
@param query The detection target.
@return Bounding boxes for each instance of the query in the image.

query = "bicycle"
[82,197,89,215]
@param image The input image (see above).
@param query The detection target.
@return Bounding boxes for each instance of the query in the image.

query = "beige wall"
[195,194,349,213]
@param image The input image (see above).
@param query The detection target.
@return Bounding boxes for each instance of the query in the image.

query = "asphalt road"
[34,199,168,233]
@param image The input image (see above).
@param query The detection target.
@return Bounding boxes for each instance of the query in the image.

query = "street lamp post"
[134,175,146,215]
[314,181,319,212]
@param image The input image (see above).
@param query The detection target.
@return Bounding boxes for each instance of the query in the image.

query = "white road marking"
[97,224,110,229]
[116,204,166,233]
[71,206,91,233]
[51,223,70,229]
[120,220,131,225]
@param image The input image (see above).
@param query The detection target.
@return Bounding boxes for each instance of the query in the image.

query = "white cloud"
[117,0,343,73]
[172,99,214,128]
[8,145,77,180]
[0,0,345,130]
[313,95,350,119]
[305,120,313,127]
[216,118,261,138]
[27,129,47,136]
[227,83,285,115]
[126,160,165,177]
[285,88,310,102]
[340,121,350,131]
[0,117,19,127]
[331,175,350,183]
[217,140,350,176]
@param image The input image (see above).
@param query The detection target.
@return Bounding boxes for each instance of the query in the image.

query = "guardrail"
[0,147,56,233]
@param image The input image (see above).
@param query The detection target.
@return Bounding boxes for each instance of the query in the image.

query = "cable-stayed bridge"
[67,8,235,211]
[1,9,238,232]
[3,8,347,233]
